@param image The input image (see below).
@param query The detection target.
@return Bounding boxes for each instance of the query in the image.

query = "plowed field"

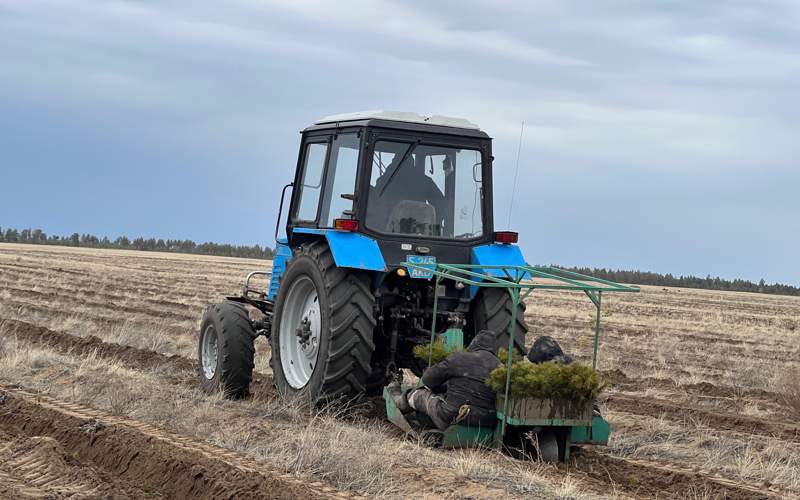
[1,243,799,499]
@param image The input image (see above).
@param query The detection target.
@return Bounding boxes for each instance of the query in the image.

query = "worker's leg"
[386,380,411,412]
[407,387,450,430]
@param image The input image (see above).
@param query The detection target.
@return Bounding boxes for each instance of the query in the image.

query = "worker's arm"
[420,357,452,393]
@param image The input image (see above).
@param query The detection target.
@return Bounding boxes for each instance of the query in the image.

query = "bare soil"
[572,448,780,500]
[0,386,349,500]
[0,429,158,499]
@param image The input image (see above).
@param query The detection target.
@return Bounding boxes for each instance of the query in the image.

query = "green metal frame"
[403,262,638,444]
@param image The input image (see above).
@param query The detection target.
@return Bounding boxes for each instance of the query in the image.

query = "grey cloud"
[1,0,798,283]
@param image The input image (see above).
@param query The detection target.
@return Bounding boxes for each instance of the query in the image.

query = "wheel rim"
[201,324,218,380]
[279,276,321,389]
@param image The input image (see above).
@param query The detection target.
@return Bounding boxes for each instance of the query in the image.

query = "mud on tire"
[469,288,528,354]
[198,301,255,398]
[271,240,376,402]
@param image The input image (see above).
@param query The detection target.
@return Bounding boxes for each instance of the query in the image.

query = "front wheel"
[198,301,255,398]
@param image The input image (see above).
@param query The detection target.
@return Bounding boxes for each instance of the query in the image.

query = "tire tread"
[472,288,528,354]
[273,240,376,400]
[198,301,255,398]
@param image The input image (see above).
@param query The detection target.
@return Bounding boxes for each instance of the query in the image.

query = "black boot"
[387,380,411,412]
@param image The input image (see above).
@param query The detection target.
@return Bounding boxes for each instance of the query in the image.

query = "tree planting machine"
[197,111,638,462]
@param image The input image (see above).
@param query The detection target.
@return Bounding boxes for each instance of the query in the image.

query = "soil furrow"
[2,286,198,321]
[606,394,800,443]
[572,448,787,499]
[2,283,199,312]
[0,384,354,500]
[602,368,783,404]
[0,316,272,398]
[0,263,233,296]
[0,318,199,384]
[0,430,152,499]
[529,315,795,351]
[3,300,191,335]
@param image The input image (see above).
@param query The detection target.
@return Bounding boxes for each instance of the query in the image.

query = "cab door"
[288,130,362,236]
[291,134,331,226]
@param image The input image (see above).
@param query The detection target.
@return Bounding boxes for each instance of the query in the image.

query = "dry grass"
[607,410,800,491]
[2,243,800,496]
[773,367,800,418]
[0,331,587,499]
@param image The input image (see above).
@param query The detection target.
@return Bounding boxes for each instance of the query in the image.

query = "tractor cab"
[284,111,501,270]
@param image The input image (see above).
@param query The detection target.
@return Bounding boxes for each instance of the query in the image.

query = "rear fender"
[269,229,386,300]
[469,243,528,297]
[292,228,387,272]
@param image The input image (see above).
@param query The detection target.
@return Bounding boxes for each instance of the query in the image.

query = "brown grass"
[0,330,586,499]
[773,368,800,418]
[2,242,800,496]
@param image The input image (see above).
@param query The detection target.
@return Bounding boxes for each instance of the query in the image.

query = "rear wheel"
[271,241,376,402]
[535,429,560,463]
[469,288,528,355]
[504,427,561,463]
[198,301,255,397]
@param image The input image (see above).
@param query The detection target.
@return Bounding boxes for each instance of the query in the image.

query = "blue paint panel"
[292,227,325,236]
[471,244,527,273]
[268,238,292,301]
[469,244,529,297]
[293,228,386,272]
[324,231,387,271]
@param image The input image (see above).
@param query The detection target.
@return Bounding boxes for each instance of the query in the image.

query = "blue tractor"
[197,111,531,401]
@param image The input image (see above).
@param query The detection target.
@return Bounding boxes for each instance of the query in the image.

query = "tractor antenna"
[506,121,525,228]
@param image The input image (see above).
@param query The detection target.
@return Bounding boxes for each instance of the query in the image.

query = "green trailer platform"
[383,262,637,462]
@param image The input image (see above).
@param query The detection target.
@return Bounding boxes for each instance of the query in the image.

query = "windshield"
[365,140,484,239]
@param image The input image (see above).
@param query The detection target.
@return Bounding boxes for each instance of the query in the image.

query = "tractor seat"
[386,200,436,235]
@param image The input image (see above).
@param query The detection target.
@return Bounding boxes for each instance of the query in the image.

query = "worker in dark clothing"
[527,335,573,365]
[528,335,600,415]
[391,330,501,430]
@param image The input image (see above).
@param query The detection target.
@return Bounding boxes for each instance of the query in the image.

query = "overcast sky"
[1,1,798,284]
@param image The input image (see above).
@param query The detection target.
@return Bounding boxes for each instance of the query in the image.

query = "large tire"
[198,301,255,398]
[470,288,528,355]
[270,240,376,402]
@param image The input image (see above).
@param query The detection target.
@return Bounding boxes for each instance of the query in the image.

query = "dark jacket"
[421,330,500,426]
[527,335,573,365]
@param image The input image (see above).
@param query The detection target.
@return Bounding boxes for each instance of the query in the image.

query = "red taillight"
[494,231,518,244]
[333,219,359,231]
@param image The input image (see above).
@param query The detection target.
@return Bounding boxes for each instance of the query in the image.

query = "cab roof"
[305,110,490,139]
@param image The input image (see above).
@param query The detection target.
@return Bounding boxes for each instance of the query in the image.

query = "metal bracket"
[241,271,271,300]
[399,261,637,446]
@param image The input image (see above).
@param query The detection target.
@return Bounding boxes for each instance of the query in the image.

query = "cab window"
[320,133,360,226]
[366,141,484,239]
[295,142,328,222]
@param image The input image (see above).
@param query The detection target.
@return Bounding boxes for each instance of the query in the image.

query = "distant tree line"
[0,227,273,260]
[560,266,800,297]
[2,226,796,296]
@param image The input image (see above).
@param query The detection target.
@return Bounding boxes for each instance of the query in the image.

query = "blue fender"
[267,229,386,300]
[471,243,527,272]
[322,231,387,272]
[470,243,528,297]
